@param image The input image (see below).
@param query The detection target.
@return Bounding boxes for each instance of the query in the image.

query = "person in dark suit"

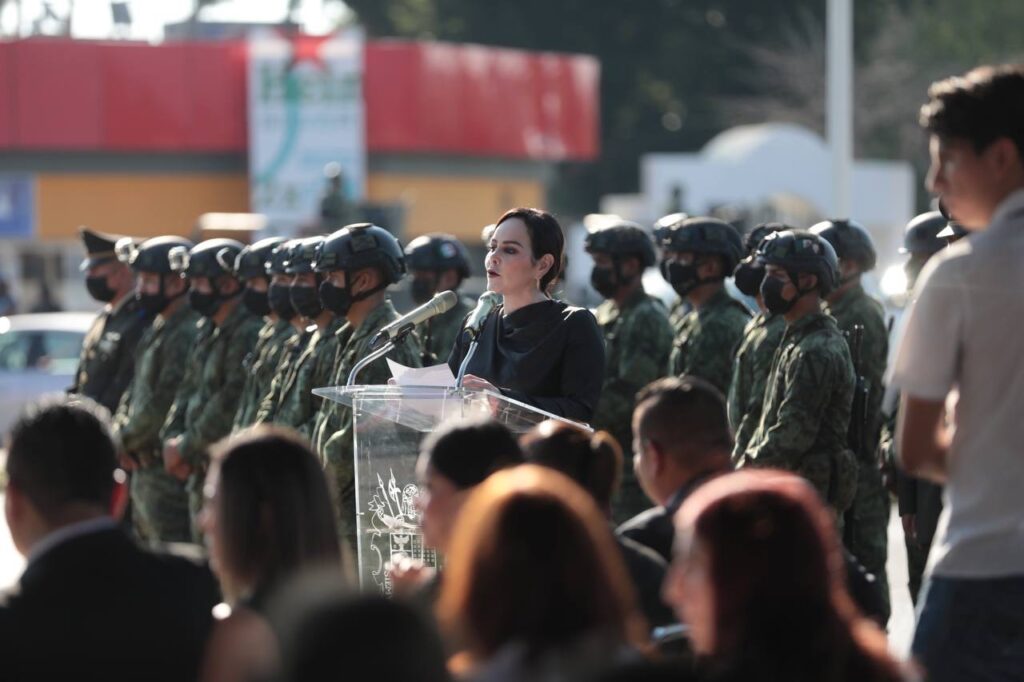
[0,395,219,682]
[616,376,733,563]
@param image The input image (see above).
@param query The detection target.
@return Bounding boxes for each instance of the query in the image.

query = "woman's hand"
[460,374,499,393]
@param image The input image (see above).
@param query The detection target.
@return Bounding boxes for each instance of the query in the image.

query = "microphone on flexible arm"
[369,290,458,350]
[462,291,501,340]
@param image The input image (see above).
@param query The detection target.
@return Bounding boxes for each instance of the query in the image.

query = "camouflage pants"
[131,466,192,545]
[186,463,210,545]
[324,449,358,557]
[844,464,891,623]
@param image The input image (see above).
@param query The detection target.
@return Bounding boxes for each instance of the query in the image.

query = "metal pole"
[827,0,853,218]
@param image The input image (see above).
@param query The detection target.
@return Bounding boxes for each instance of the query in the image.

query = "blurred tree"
[339,0,1020,214]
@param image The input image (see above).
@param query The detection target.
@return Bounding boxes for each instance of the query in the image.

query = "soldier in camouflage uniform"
[654,212,691,327]
[812,218,891,619]
[728,223,789,456]
[584,219,674,522]
[253,237,345,440]
[71,227,152,414]
[887,210,948,604]
[230,237,297,430]
[660,216,751,394]
[111,236,197,544]
[737,231,858,515]
[312,224,422,547]
[404,233,475,365]
[159,239,263,540]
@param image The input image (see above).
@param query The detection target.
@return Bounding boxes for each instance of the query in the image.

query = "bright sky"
[2,0,348,41]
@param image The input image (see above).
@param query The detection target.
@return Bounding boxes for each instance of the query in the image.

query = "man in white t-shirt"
[889,64,1024,681]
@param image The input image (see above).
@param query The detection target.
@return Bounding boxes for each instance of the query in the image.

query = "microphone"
[463,291,501,340]
[369,290,458,350]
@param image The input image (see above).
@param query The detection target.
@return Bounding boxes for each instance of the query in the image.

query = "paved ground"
[0,494,918,658]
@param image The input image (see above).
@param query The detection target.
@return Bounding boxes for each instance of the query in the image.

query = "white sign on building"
[247,28,365,230]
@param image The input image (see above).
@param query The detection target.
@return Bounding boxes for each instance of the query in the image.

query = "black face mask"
[243,286,271,317]
[137,276,184,315]
[189,289,220,317]
[267,283,296,320]
[760,276,798,315]
[590,265,619,299]
[733,261,766,298]
[86,275,116,303]
[661,260,703,297]
[290,284,323,319]
[410,276,437,305]
[319,281,353,316]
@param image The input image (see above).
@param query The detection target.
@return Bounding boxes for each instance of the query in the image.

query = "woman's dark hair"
[269,573,450,682]
[421,418,523,489]
[520,420,621,515]
[210,426,343,603]
[437,465,645,662]
[495,207,565,293]
[676,470,902,682]
[920,64,1024,159]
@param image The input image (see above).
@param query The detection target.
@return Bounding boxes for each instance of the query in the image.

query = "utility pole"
[827,0,853,219]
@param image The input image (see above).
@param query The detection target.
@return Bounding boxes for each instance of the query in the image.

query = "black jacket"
[0,527,220,682]
[448,299,605,422]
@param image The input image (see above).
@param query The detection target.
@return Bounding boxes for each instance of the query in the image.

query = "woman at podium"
[448,207,605,422]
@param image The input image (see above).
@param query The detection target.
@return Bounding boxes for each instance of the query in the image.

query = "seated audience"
[617,376,736,563]
[522,419,675,626]
[269,572,450,682]
[665,469,906,682]
[390,418,524,597]
[0,395,219,682]
[198,426,346,682]
[437,465,647,680]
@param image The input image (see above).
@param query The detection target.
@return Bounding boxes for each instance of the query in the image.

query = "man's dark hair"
[635,376,733,464]
[421,418,523,490]
[6,395,117,521]
[920,64,1024,159]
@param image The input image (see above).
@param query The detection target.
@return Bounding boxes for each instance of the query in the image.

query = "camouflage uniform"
[591,288,674,521]
[113,303,199,544]
[254,326,315,424]
[421,295,474,365]
[739,311,858,512]
[728,311,787,457]
[72,295,152,414]
[827,282,891,614]
[313,300,422,546]
[232,319,297,430]
[159,302,262,537]
[668,287,751,394]
[262,316,347,440]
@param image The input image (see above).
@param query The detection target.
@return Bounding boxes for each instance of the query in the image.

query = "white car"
[0,312,95,434]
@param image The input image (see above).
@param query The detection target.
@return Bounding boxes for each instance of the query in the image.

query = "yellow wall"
[366,174,545,240]
[37,174,250,240]
[35,172,545,243]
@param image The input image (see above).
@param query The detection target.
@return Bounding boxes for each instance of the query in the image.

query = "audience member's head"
[632,376,733,507]
[270,572,449,682]
[437,465,645,667]
[202,426,343,604]
[920,64,1024,229]
[521,420,621,516]
[665,469,901,681]
[416,418,523,553]
[4,395,118,554]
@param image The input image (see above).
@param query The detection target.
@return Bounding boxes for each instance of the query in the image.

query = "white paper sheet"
[386,360,457,388]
